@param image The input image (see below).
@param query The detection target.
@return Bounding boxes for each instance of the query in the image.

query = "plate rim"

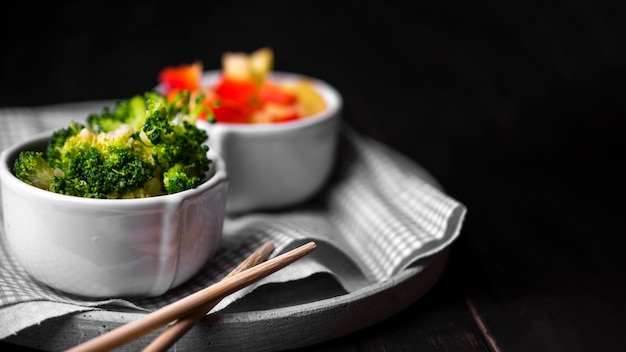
[4,248,450,351]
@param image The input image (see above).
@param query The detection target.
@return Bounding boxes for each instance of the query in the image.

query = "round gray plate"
[6,249,449,351]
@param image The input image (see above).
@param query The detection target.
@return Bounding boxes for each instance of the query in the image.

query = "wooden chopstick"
[66,241,316,352]
[142,241,275,352]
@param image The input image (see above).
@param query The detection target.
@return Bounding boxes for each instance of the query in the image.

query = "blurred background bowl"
[197,70,343,215]
[0,130,229,298]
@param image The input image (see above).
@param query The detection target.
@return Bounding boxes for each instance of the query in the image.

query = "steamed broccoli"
[13,90,214,199]
[163,163,199,194]
[45,120,86,169]
[13,151,64,189]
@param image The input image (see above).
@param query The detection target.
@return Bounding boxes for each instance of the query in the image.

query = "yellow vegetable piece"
[284,80,327,117]
[249,47,274,84]
[221,47,274,84]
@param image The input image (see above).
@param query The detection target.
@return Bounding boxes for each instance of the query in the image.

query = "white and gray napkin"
[0,101,466,338]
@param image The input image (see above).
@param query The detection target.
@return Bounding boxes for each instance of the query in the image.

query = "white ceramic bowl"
[196,71,342,215]
[0,130,229,298]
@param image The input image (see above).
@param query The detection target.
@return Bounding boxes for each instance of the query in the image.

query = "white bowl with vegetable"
[157,47,343,214]
[0,93,229,298]
[196,70,341,215]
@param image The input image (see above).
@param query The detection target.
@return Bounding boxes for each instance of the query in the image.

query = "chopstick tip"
[305,241,317,251]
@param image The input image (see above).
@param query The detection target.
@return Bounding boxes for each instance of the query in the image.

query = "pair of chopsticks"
[66,241,317,352]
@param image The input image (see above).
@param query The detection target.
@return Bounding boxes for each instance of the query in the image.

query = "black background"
[1,0,625,350]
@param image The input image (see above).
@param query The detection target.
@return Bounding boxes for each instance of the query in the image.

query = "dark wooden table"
[1,1,624,350]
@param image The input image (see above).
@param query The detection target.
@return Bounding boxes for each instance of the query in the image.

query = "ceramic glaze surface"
[0,131,228,298]
[197,71,342,214]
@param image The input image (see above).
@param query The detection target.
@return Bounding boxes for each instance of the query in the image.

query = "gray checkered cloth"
[0,101,466,338]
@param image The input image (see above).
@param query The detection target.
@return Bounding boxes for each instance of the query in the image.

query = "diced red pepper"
[259,81,297,105]
[211,99,254,124]
[158,61,203,92]
[214,76,257,106]
[271,111,300,123]
[156,50,326,124]
[251,103,301,123]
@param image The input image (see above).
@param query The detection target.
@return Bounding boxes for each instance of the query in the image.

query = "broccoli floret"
[13,151,64,190]
[86,94,148,132]
[163,163,201,194]
[13,91,213,199]
[50,144,156,199]
[45,121,86,169]
[166,89,216,123]
[137,94,211,179]
[140,97,175,146]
